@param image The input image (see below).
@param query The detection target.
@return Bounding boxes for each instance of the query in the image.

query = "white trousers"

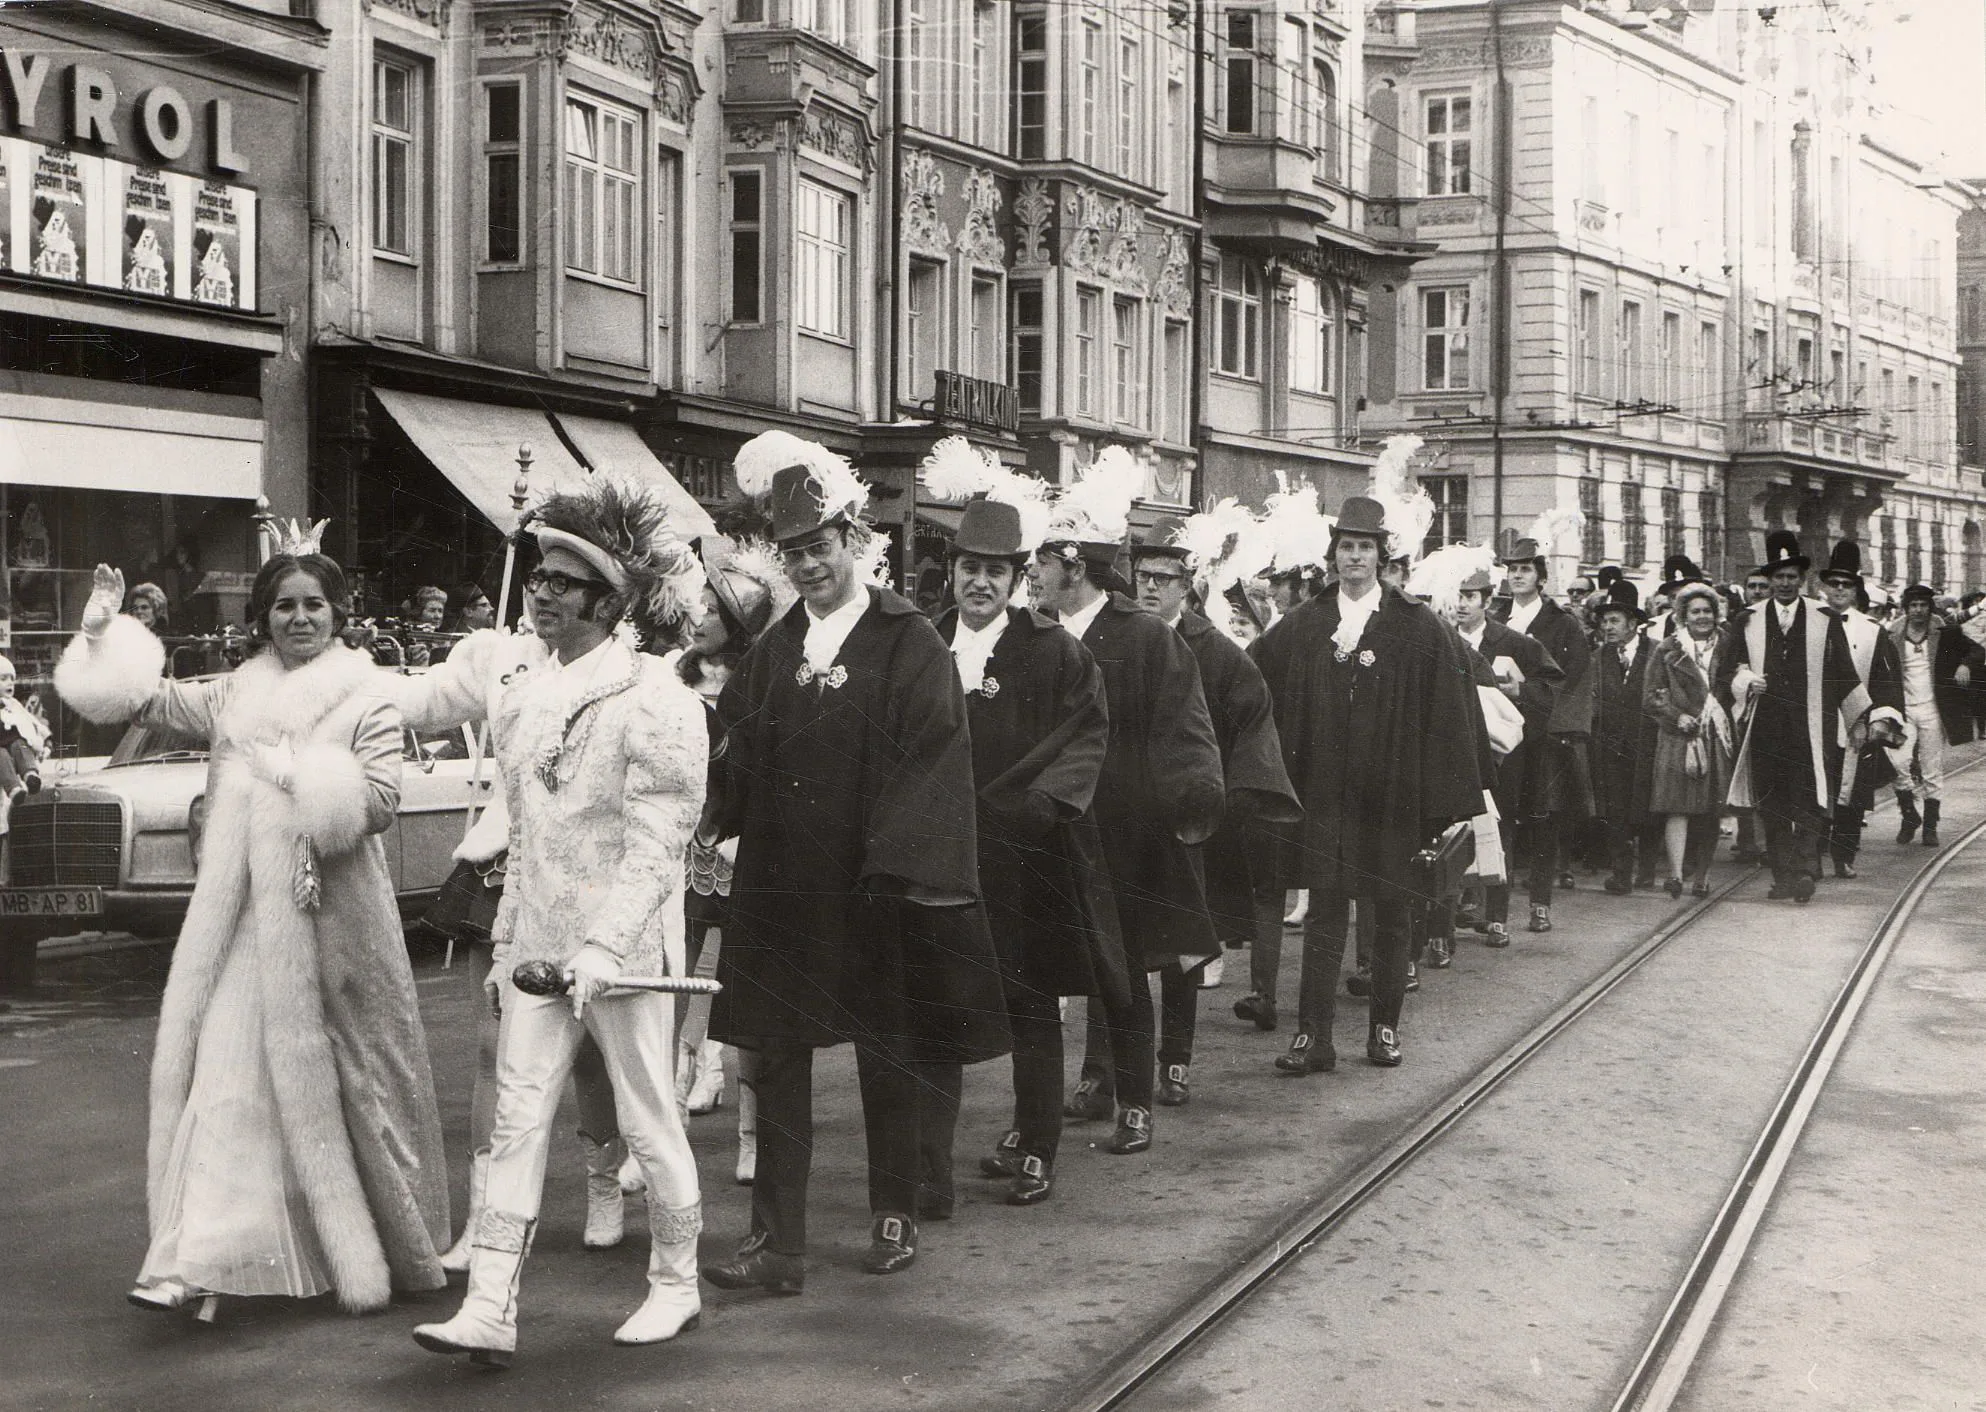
[1887,706,1948,801]
[483,976,700,1223]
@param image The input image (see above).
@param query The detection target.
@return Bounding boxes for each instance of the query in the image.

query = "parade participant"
[1260,471,1333,614]
[1493,513,1594,932]
[1253,495,1482,1071]
[702,433,1010,1289]
[1714,531,1864,904]
[1446,560,1560,948]
[1028,449,1224,1152]
[406,478,711,1362]
[0,652,48,805]
[1888,584,1983,847]
[1817,543,1904,877]
[921,440,1122,1206]
[55,542,448,1318]
[1644,582,1735,897]
[1131,511,1298,1101]
[1590,582,1660,895]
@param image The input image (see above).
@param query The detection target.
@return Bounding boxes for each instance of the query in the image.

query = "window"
[1014,12,1047,160]
[970,5,990,147]
[1214,255,1262,380]
[907,260,942,394]
[906,0,926,127]
[1424,92,1472,196]
[656,150,680,378]
[1224,10,1257,135]
[1907,516,1923,584]
[1075,287,1101,415]
[1908,375,1921,457]
[566,95,640,283]
[1622,112,1641,219]
[795,0,846,46]
[1113,295,1140,424]
[1421,475,1468,555]
[483,83,522,264]
[1698,489,1722,573]
[1880,516,1898,582]
[1662,486,1684,559]
[1080,20,1101,165]
[1931,382,1945,460]
[1315,60,1339,182]
[1163,320,1189,443]
[371,56,417,257]
[1622,480,1646,568]
[1012,283,1044,414]
[1576,289,1601,397]
[1422,286,1470,390]
[1932,521,1947,589]
[795,179,850,338]
[727,171,762,324]
[1617,300,1642,401]
[735,0,764,17]
[1699,322,1720,411]
[972,275,1002,382]
[1750,326,1771,409]
[1290,275,1334,395]
[1881,367,1897,435]
[1118,36,1139,177]
[1830,346,1846,398]
[1795,333,1815,402]
[1661,311,1681,408]
[1580,475,1605,564]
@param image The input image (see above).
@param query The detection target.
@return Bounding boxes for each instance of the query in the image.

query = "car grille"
[6,799,123,887]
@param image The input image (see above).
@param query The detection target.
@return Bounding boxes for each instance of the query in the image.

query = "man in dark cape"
[706,458,1010,1291]
[1589,581,1661,894]
[1491,534,1594,932]
[1129,517,1300,1103]
[1449,563,1562,947]
[1817,542,1904,874]
[933,496,1123,1208]
[1029,515,1224,1157]
[1252,496,1483,1071]
[1713,531,1865,904]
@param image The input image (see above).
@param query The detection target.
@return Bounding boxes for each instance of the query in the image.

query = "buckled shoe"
[862,1214,917,1275]
[1108,1105,1152,1155]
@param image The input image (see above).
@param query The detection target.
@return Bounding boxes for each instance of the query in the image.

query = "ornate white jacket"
[387,629,705,980]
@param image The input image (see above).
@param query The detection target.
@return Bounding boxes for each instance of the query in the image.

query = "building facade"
[0,0,321,752]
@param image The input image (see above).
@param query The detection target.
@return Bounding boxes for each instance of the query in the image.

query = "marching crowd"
[40,430,1983,1368]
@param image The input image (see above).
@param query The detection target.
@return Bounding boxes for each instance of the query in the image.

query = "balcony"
[1366,193,1488,242]
[1203,137,1346,250]
[1741,412,1895,475]
[721,25,877,122]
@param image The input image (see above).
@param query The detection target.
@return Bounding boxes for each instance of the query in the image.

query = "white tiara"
[270,518,330,556]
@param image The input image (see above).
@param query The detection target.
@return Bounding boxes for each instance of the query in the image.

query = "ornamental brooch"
[796,662,849,689]
[1359,649,1376,667]
[977,675,1000,698]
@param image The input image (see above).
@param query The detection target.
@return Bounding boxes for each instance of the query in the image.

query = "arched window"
[1315,60,1339,183]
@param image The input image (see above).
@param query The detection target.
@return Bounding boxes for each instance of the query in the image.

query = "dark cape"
[1498,595,1596,817]
[1174,611,1301,943]
[711,586,1011,1063]
[1252,584,1484,901]
[937,605,1130,1008]
[1067,592,1226,969]
[1469,617,1563,820]
[1591,632,1660,824]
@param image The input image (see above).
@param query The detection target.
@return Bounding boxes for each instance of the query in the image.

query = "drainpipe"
[1190,0,1207,512]
[1490,0,1512,546]
[883,0,904,422]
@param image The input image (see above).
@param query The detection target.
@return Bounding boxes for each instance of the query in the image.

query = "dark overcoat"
[1472,617,1562,819]
[1174,612,1301,943]
[1069,592,1226,969]
[936,605,1130,1008]
[1713,599,1860,827]
[1591,632,1660,824]
[712,587,1010,1063]
[1497,596,1596,817]
[1252,584,1484,902]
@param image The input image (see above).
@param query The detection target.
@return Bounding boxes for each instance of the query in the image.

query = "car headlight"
[131,830,196,885]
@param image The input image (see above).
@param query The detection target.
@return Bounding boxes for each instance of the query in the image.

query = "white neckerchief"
[1684,631,1717,674]
[1333,581,1382,656]
[1460,621,1487,653]
[951,612,1009,692]
[1059,591,1109,643]
[1506,594,1544,635]
[802,590,869,676]
[1774,598,1801,635]
[1617,634,1640,671]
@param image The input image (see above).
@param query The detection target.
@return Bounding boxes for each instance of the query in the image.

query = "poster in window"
[0,143,12,273]
[191,182,240,309]
[30,146,86,284]
[120,166,174,297]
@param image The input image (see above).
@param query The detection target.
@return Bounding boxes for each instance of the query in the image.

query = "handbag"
[1684,734,1708,780]
[1411,820,1477,903]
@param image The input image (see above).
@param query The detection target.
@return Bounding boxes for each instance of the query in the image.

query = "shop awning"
[373,388,590,535]
[0,394,263,499]
[552,414,716,538]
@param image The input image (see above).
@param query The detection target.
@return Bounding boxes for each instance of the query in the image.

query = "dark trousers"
[915,1061,963,1214]
[1077,969,1156,1109]
[1759,793,1822,889]
[1003,986,1065,1162]
[1828,804,1866,868]
[1295,889,1410,1034]
[1606,816,1660,884]
[1524,814,1561,904]
[1246,887,1289,1003]
[751,1039,956,1256]
[1156,961,1207,1067]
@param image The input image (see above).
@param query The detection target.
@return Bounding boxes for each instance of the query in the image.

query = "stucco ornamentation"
[1064,185,1110,277]
[903,148,950,259]
[802,109,872,171]
[1015,178,1053,267]
[1154,228,1193,319]
[956,168,1005,268]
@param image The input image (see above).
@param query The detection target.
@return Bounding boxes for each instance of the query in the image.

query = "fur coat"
[55,619,449,1310]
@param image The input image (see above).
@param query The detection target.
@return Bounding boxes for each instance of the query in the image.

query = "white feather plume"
[1367,433,1436,564]
[1048,446,1145,544]
[986,476,1053,554]
[919,435,1002,503]
[733,430,869,522]
[853,523,893,589]
[1176,499,1271,594]
[1261,476,1332,574]
[1527,506,1587,556]
[1409,543,1499,619]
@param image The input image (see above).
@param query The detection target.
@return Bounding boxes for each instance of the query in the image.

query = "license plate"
[0,888,104,919]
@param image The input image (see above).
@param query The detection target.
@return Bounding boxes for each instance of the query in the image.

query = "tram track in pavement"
[1061,753,1986,1412]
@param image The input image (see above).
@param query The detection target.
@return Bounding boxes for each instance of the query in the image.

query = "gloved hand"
[564,945,622,1019]
[249,739,298,793]
[82,564,125,638]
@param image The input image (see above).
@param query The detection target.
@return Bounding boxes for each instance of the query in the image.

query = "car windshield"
[106,723,210,767]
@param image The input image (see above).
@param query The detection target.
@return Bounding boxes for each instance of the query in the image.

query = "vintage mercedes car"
[0,698,494,939]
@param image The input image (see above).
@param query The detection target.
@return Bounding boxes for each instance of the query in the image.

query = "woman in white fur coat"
[55,553,449,1317]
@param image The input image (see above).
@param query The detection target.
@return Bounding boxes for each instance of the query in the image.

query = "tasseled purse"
[293,836,323,912]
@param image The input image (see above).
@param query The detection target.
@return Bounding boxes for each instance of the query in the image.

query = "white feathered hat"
[1367,434,1436,565]
[920,435,1052,555]
[1044,446,1144,553]
[1170,498,1273,597]
[1408,543,1500,619]
[1261,470,1334,582]
[734,429,869,543]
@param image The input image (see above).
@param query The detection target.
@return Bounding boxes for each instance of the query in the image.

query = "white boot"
[440,1148,489,1276]
[685,1040,725,1114]
[412,1209,532,1368]
[583,1137,626,1249]
[612,1201,703,1345]
[732,1047,758,1186]
[618,1149,647,1195]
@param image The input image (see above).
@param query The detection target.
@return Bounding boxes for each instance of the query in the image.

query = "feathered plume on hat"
[1046,446,1145,546]
[919,435,1053,552]
[524,475,707,648]
[1175,498,1272,597]
[1367,434,1435,563]
[1526,505,1587,559]
[1409,542,1500,619]
[733,429,869,523]
[1261,470,1334,577]
[702,533,798,639]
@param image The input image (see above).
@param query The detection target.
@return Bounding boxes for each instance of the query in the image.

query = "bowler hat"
[769,463,852,544]
[951,497,1027,560]
[1500,537,1543,565]
[1136,514,1193,558]
[1819,540,1864,585]
[1756,529,1810,576]
[1330,496,1389,542]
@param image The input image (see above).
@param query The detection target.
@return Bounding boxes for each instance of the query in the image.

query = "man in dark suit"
[1589,582,1660,894]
